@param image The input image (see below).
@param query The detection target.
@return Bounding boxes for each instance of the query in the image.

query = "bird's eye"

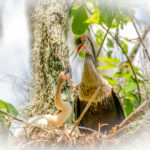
[75,38,82,46]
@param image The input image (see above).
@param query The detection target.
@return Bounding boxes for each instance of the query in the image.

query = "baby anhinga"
[74,35,125,133]
[14,68,72,137]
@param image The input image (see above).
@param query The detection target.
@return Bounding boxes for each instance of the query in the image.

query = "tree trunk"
[29,0,72,119]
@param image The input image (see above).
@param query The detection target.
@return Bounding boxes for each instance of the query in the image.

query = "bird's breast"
[79,82,112,104]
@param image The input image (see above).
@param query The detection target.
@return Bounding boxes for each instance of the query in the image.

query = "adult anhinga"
[74,35,125,133]
[14,68,72,137]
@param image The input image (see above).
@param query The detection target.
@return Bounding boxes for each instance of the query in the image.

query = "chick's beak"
[64,67,71,74]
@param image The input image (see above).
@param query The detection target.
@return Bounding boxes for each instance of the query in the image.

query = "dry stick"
[101,25,141,105]
[0,109,49,133]
[127,8,150,62]
[109,100,150,138]
[69,86,101,135]
[129,23,150,62]
[78,126,96,133]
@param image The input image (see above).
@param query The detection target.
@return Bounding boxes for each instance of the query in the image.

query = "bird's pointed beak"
[77,43,85,54]
[64,67,71,74]
[69,43,85,61]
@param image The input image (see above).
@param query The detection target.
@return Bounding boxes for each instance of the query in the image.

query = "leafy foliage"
[72,6,89,35]
[69,0,143,116]
[85,8,100,24]
[0,100,18,116]
[0,100,18,138]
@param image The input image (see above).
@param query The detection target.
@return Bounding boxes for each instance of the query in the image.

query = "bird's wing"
[111,88,125,121]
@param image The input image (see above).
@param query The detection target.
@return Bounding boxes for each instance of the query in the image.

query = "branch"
[127,8,150,62]
[96,27,110,58]
[129,22,150,62]
[108,99,150,138]
[69,86,101,135]
[101,25,142,105]
[83,2,93,15]
[0,110,49,132]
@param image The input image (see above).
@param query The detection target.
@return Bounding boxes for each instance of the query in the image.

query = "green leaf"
[69,6,80,18]
[102,74,117,85]
[79,52,85,58]
[107,38,114,48]
[0,100,18,116]
[0,100,7,110]
[124,37,130,42]
[124,81,137,93]
[97,64,118,69]
[72,6,89,35]
[85,8,100,24]
[129,66,143,78]
[99,4,114,28]
[107,50,113,58]
[124,99,134,116]
[113,71,132,79]
[97,57,120,63]
[121,40,128,53]
[5,102,18,116]
[96,29,104,46]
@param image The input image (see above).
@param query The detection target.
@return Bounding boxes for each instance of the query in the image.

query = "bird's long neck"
[55,80,65,111]
[81,54,104,86]
[55,79,71,112]
[54,79,72,126]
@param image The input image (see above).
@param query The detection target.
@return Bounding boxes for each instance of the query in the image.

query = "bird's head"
[75,35,96,60]
[58,68,70,82]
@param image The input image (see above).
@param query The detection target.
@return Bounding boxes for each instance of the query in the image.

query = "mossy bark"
[30,0,73,120]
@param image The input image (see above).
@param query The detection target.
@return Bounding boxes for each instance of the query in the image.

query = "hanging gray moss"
[29,0,74,120]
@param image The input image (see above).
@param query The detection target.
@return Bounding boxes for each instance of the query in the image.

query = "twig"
[98,123,108,136]
[0,109,49,133]
[69,86,101,135]
[83,1,93,15]
[101,25,142,105]
[127,8,150,62]
[128,37,139,41]
[96,27,110,58]
[78,126,96,133]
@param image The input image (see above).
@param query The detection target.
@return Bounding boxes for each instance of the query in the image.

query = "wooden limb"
[120,100,150,128]
[108,100,150,137]
[101,25,142,105]
[69,86,101,135]
[127,8,150,62]
[129,22,150,62]
[0,110,49,133]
